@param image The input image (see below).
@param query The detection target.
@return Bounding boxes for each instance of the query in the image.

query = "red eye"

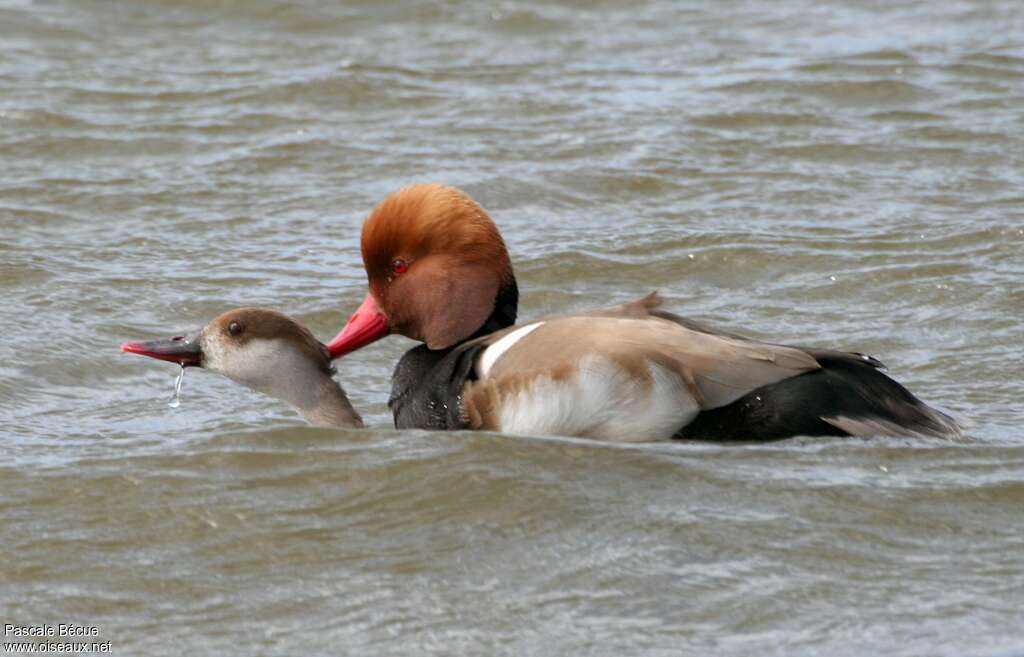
[392,258,409,274]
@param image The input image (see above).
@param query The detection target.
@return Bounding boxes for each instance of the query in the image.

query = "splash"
[168,365,185,408]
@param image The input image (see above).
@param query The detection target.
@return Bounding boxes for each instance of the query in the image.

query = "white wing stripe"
[477,322,544,379]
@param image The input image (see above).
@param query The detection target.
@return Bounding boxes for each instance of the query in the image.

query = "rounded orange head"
[328,184,517,358]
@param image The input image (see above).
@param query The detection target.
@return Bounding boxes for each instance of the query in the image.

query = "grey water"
[1,1,1023,655]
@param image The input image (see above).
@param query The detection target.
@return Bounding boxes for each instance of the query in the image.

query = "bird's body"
[326,183,961,441]
[385,293,959,440]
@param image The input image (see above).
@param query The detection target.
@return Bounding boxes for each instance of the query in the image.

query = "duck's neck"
[287,375,363,429]
[471,276,519,341]
[243,361,363,429]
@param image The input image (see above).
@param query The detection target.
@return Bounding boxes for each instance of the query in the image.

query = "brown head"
[328,184,518,357]
[121,308,362,428]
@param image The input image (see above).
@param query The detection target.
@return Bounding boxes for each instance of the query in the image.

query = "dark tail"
[677,351,961,441]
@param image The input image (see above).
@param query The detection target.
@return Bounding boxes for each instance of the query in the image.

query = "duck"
[121,308,363,428]
[325,183,961,441]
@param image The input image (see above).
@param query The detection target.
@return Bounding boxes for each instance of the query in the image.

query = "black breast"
[388,343,485,430]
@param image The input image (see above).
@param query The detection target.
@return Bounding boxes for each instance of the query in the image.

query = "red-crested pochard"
[122,308,362,428]
[327,183,961,441]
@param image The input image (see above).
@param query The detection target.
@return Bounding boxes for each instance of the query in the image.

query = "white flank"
[476,322,544,379]
[495,355,699,442]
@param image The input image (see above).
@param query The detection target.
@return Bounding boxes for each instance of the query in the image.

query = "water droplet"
[168,365,185,408]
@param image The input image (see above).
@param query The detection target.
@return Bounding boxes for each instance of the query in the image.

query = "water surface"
[1,1,1023,655]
